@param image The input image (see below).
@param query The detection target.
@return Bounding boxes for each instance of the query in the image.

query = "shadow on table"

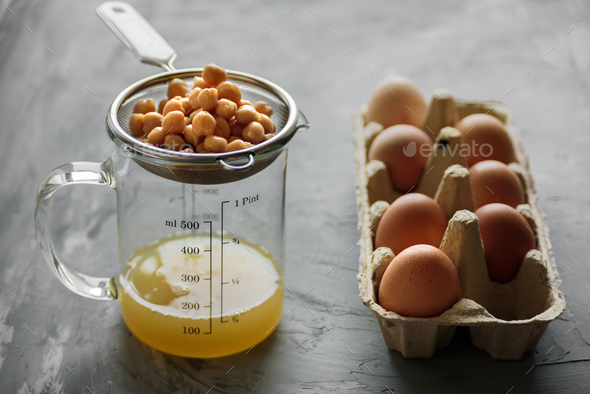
[113,321,279,393]
[382,327,545,394]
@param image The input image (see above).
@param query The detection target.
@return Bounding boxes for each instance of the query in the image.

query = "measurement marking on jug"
[181,302,200,310]
[204,220,213,335]
[181,274,200,283]
[220,201,229,323]
[181,246,200,255]
[183,327,201,335]
[164,220,200,229]
[235,194,259,207]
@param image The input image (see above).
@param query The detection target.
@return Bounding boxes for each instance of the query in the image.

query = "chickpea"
[167,78,189,99]
[184,124,203,146]
[202,63,227,86]
[258,113,275,134]
[163,134,186,151]
[235,105,260,125]
[184,116,191,126]
[157,99,167,114]
[204,135,228,153]
[188,88,202,112]
[142,112,164,134]
[163,99,184,116]
[214,117,231,139]
[217,81,242,104]
[147,126,166,145]
[262,133,274,142]
[229,118,244,137]
[242,121,264,144]
[239,100,253,107]
[193,77,212,90]
[137,136,149,143]
[225,139,252,152]
[129,113,144,137]
[198,88,219,111]
[181,147,195,153]
[254,101,273,117]
[162,110,186,135]
[192,111,216,137]
[196,142,208,153]
[180,97,194,116]
[228,136,240,143]
[189,108,204,122]
[133,98,156,114]
[215,99,237,119]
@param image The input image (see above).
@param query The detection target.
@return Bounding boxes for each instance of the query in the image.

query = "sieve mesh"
[106,69,300,185]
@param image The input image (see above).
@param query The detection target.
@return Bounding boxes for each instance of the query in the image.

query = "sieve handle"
[96,2,177,71]
[35,161,117,301]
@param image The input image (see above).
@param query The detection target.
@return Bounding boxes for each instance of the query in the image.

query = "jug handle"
[35,161,117,300]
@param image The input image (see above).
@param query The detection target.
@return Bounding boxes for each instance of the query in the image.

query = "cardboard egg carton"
[354,90,566,359]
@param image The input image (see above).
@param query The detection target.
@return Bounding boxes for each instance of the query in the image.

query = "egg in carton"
[354,90,566,359]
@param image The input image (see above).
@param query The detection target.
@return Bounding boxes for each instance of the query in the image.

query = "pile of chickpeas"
[127,63,276,153]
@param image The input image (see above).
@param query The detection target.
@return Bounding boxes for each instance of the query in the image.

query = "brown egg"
[368,125,432,192]
[474,203,536,283]
[378,245,460,318]
[366,76,427,129]
[375,193,448,255]
[470,160,525,208]
[455,114,517,166]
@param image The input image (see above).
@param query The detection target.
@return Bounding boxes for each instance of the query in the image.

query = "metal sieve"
[98,2,309,184]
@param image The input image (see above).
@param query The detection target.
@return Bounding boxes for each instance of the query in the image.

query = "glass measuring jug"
[35,2,308,358]
[35,70,308,358]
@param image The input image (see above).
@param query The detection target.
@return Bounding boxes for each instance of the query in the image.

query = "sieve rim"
[105,68,299,166]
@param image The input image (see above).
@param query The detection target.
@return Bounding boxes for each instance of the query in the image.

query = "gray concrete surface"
[1,1,589,393]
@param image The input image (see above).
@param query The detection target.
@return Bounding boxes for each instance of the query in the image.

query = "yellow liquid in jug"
[118,233,283,358]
